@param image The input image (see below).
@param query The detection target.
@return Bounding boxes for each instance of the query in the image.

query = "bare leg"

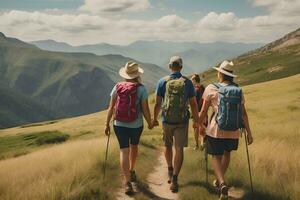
[120,148,130,182]
[194,129,199,147]
[173,146,184,175]
[129,144,138,171]
[165,146,173,168]
[211,155,225,184]
[200,136,204,149]
[221,151,231,175]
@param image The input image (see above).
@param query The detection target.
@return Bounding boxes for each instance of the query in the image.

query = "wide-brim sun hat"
[213,60,237,78]
[119,61,144,79]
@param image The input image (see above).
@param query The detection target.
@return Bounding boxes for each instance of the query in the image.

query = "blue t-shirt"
[156,72,196,124]
[111,84,148,128]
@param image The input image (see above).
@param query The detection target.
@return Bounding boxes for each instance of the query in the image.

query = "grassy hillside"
[201,28,300,86]
[0,85,57,128]
[0,33,167,128]
[0,33,115,120]
[0,74,299,199]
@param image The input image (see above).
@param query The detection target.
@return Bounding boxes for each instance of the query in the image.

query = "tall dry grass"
[179,74,300,200]
[0,137,118,200]
[0,111,107,137]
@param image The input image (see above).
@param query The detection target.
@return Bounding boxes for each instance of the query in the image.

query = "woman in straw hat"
[198,60,253,200]
[105,61,153,195]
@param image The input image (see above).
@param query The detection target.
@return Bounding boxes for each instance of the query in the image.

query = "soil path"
[116,152,178,200]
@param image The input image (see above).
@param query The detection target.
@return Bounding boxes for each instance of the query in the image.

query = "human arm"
[189,96,200,129]
[141,99,153,129]
[105,95,117,136]
[242,104,253,145]
[198,99,210,136]
[152,96,162,127]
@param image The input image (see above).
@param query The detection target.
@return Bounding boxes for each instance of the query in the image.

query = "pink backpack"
[114,82,139,122]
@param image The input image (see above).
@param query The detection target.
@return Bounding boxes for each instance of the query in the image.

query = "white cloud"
[79,0,150,14]
[0,0,299,46]
[156,15,188,28]
[252,0,300,16]
[198,12,238,30]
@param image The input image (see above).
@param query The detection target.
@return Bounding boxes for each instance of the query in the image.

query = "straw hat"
[213,60,237,78]
[119,61,144,79]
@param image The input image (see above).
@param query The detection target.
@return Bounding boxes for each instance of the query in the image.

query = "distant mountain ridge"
[244,27,300,55]
[31,39,262,74]
[201,27,300,86]
[0,33,167,128]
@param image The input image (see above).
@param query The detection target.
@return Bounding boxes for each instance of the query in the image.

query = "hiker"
[152,56,200,193]
[105,61,153,195]
[198,60,254,200]
[191,74,206,150]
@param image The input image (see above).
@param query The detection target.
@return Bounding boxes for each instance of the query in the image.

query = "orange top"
[202,83,244,139]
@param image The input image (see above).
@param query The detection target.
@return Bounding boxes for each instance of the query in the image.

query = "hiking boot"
[170,175,179,193]
[199,144,205,151]
[193,145,199,150]
[125,181,134,195]
[130,170,137,183]
[219,183,229,200]
[167,167,173,184]
[213,179,220,188]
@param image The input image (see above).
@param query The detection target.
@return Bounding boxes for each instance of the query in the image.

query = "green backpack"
[162,76,188,124]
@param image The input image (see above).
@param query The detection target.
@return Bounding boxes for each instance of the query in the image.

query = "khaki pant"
[162,123,189,147]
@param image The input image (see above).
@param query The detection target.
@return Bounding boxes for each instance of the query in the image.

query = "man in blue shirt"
[152,56,200,193]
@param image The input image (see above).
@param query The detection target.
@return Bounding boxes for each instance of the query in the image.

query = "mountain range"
[31,39,262,74]
[1,27,299,128]
[0,33,167,128]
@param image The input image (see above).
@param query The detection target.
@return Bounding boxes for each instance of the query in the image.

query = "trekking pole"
[103,133,111,181]
[242,128,254,199]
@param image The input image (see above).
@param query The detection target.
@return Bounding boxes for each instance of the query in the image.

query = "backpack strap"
[180,76,188,81]
[164,75,187,82]
[213,83,221,89]
[163,75,172,82]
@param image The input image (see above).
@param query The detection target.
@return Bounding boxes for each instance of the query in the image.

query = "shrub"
[35,131,70,145]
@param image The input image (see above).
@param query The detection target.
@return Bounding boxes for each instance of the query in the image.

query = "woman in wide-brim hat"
[198,60,254,200]
[105,61,153,195]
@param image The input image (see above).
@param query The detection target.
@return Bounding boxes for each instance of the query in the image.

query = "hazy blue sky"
[0,0,299,45]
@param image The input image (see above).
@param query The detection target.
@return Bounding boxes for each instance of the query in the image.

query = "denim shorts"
[113,125,143,149]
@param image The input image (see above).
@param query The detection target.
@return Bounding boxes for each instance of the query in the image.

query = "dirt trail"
[146,153,178,200]
[116,150,245,200]
[116,152,178,200]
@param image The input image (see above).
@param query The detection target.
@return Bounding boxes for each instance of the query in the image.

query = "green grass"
[0,131,69,159]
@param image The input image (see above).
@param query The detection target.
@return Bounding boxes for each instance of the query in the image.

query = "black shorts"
[113,125,143,149]
[205,135,239,155]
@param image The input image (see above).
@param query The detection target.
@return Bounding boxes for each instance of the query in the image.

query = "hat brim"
[119,67,144,79]
[213,67,237,78]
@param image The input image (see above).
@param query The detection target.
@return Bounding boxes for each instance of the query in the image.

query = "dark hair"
[223,74,234,82]
[169,61,182,69]
[192,74,200,83]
